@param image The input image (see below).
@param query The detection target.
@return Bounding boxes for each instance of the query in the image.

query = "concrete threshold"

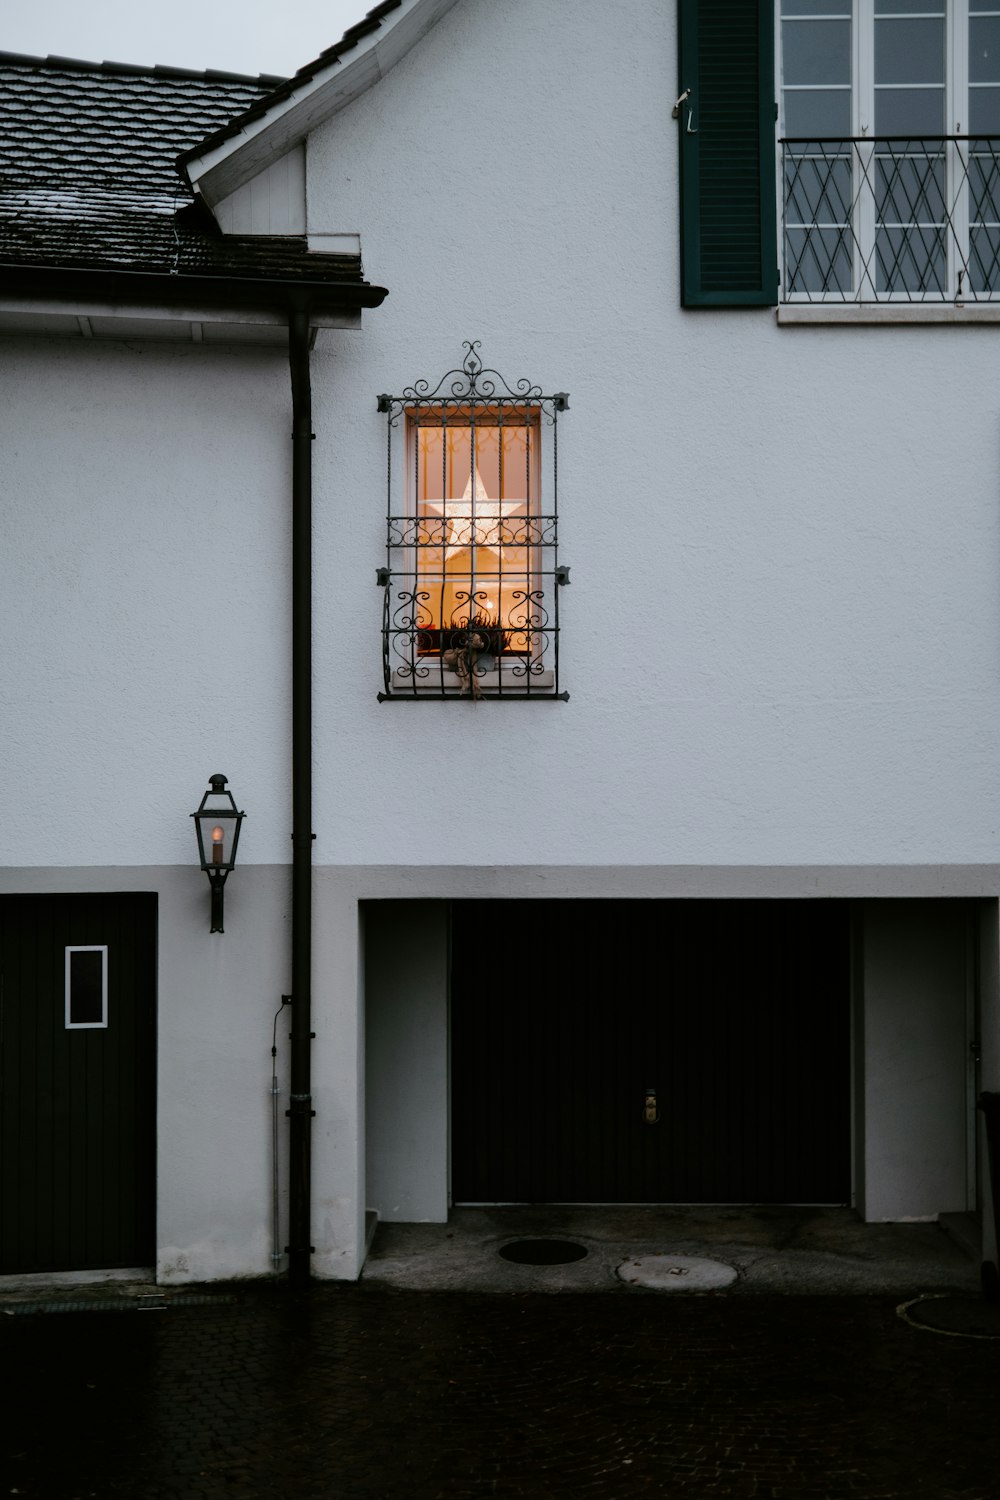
[0,1267,154,1300]
[361,1205,982,1296]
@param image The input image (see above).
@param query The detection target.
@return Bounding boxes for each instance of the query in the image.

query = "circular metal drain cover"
[498,1239,588,1265]
[616,1254,738,1291]
[898,1295,1000,1339]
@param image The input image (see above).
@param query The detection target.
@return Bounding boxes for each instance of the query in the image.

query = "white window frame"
[778,0,1000,303]
[403,404,546,677]
[65,944,108,1030]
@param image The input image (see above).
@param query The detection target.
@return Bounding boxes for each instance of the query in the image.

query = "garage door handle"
[643,1089,659,1125]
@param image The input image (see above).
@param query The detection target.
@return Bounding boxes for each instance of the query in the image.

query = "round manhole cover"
[898,1296,1000,1339]
[616,1254,738,1291]
[498,1239,588,1265]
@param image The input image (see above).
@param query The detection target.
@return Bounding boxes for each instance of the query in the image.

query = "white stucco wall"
[364,900,449,1223]
[153,866,294,1282]
[0,338,292,869]
[299,0,1000,873]
[3,0,1000,877]
[861,899,971,1221]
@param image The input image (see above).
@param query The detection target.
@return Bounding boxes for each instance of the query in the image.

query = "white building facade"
[2,0,999,1284]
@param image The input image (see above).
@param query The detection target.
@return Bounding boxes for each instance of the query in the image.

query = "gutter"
[0,262,387,315]
[287,306,314,1287]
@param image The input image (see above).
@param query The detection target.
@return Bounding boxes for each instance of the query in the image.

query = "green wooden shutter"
[678,0,778,307]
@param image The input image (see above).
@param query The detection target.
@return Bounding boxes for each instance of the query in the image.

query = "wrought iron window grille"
[376,341,570,701]
[781,136,1000,303]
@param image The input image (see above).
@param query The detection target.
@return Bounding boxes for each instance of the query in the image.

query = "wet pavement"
[3,1216,999,1500]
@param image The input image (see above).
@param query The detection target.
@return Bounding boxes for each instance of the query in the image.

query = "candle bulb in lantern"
[211,826,224,865]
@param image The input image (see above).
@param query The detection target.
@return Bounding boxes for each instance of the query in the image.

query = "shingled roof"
[0,52,373,290]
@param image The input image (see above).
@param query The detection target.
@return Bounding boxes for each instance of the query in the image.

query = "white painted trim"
[0,299,362,332]
[849,903,861,1214]
[307,232,362,256]
[966,912,978,1212]
[65,945,108,1029]
[7,865,1000,900]
[185,0,463,206]
[777,303,1000,325]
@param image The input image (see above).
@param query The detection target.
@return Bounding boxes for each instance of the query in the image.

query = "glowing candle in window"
[211,826,224,865]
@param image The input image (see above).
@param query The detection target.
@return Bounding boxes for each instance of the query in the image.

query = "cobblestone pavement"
[3,1285,999,1499]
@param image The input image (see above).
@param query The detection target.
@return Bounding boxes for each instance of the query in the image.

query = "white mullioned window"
[780,0,1000,299]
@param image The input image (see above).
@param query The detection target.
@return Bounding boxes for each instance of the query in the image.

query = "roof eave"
[0,262,390,314]
[179,0,462,208]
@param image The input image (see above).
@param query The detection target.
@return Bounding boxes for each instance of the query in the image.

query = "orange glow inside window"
[409,407,540,653]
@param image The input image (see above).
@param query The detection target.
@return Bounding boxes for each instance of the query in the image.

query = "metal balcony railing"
[781,136,1000,302]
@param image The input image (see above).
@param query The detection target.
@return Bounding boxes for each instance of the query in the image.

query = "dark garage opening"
[451,899,851,1206]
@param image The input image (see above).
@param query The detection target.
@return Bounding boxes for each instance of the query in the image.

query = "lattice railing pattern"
[782,137,1000,301]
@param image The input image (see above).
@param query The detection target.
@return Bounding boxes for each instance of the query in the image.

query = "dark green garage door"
[451,900,850,1205]
[0,893,156,1274]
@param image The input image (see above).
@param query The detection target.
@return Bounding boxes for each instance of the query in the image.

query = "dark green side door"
[0,893,156,1273]
[451,900,850,1205]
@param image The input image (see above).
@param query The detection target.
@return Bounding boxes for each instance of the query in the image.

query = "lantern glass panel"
[208,819,230,869]
[195,807,241,871]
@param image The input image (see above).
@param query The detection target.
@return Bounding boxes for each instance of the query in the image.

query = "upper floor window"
[376,343,569,701]
[781,1,1000,299]
[676,0,1000,307]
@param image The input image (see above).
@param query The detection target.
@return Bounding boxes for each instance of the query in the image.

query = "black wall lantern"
[191,774,246,932]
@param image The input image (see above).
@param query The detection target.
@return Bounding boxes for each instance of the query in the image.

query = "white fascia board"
[0,296,361,330]
[307,232,362,256]
[186,0,462,208]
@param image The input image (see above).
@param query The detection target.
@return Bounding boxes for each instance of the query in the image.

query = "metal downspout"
[288,306,314,1286]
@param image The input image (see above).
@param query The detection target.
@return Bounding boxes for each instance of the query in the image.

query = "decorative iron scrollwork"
[377,342,569,702]
[377,340,564,428]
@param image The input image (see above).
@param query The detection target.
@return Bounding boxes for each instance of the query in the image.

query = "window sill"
[383,663,560,699]
[777,303,1000,327]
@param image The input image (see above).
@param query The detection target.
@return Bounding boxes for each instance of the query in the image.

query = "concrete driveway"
[362,1204,982,1295]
